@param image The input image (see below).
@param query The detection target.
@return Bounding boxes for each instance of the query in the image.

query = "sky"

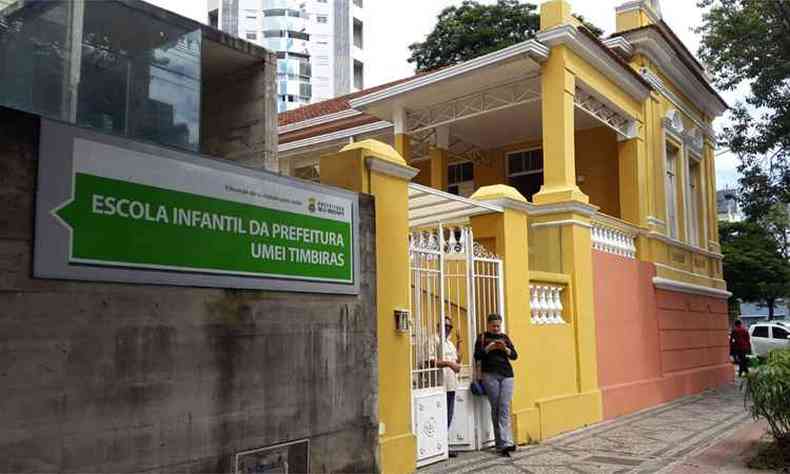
[147,0,744,190]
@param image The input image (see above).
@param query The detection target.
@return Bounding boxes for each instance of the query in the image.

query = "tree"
[696,1,790,222]
[720,221,790,320]
[407,0,602,73]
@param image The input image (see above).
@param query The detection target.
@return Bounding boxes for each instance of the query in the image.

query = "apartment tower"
[208,0,365,112]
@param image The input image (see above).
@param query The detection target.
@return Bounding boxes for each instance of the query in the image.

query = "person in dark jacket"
[730,319,751,377]
[474,313,518,457]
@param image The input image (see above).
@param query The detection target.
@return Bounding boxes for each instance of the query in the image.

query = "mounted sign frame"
[34,119,360,295]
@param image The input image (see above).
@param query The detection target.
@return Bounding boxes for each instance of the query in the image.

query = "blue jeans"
[447,391,455,428]
[481,373,514,449]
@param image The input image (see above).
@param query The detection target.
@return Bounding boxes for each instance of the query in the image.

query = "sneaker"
[506,445,517,452]
[499,449,511,458]
[448,451,458,458]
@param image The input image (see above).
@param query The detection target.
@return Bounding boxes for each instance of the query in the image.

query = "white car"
[749,322,790,357]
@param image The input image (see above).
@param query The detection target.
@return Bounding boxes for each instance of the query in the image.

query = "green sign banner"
[56,173,353,282]
[36,122,356,290]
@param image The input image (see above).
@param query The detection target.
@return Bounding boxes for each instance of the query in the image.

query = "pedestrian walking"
[434,316,461,457]
[474,313,518,457]
[730,319,751,377]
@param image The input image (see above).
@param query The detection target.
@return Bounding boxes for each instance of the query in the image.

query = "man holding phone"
[474,313,518,457]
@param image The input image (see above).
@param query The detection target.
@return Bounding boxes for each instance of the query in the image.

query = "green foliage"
[719,221,790,317]
[696,0,790,222]
[407,0,602,73]
[743,349,790,448]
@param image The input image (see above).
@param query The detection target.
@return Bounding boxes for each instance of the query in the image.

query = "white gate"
[409,224,505,466]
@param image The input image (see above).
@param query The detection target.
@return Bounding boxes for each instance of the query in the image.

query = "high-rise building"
[208,0,364,112]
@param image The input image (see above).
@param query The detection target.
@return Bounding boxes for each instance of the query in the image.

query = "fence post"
[320,139,418,474]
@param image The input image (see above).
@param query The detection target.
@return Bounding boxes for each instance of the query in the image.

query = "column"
[430,126,449,191]
[617,129,648,227]
[393,106,411,162]
[320,139,419,474]
[534,43,588,205]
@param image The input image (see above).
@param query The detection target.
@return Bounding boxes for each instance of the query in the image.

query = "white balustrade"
[591,222,636,259]
[529,284,566,325]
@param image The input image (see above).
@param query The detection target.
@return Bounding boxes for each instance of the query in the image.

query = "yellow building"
[279,1,732,472]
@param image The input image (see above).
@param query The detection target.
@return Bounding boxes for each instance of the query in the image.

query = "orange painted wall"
[593,251,733,420]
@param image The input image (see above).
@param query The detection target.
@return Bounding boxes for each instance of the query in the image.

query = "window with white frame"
[507,148,543,202]
[665,143,680,239]
[448,162,474,197]
[316,15,328,23]
[687,156,701,246]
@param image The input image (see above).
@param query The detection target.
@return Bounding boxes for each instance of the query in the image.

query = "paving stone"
[419,383,754,474]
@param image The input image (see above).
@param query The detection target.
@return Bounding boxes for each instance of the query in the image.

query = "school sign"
[35,120,359,294]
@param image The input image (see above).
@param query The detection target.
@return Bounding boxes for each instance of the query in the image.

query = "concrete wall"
[593,250,733,420]
[0,107,379,473]
[201,55,279,173]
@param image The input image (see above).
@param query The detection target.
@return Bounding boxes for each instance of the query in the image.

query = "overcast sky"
[147,0,743,189]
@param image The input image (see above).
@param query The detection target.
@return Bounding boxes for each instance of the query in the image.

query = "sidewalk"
[420,382,760,474]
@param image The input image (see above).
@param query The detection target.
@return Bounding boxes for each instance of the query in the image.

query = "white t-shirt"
[436,335,459,392]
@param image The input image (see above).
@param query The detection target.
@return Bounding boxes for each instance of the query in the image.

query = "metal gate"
[409,224,505,467]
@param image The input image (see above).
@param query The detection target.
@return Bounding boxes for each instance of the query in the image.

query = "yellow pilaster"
[649,94,668,233]
[535,45,589,205]
[615,1,659,33]
[430,146,448,191]
[470,186,602,442]
[320,139,419,474]
[539,0,572,30]
[527,204,603,438]
[618,131,649,227]
[705,140,721,249]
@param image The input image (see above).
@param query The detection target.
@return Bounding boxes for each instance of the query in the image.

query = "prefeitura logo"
[308,197,344,217]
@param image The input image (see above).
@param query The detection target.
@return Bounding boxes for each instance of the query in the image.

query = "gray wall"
[0,107,379,473]
[201,53,279,173]
[333,0,351,97]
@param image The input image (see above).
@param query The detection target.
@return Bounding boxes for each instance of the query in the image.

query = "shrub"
[743,348,790,449]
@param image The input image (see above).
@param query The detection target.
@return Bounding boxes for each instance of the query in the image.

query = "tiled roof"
[279,114,384,144]
[278,73,426,127]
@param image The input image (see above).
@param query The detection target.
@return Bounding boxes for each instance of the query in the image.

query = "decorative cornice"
[646,231,723,259]
[536,24,651,103]
[653,276,732,299]
[278,121,392,153]
[624,28,727,118]
[365,156,419,180]
[602,36,633,57]
[532,219,593,229]
[476,197,534,213]
[349,40,549,109]
[528,200,600,218]
[641,67,716,140]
